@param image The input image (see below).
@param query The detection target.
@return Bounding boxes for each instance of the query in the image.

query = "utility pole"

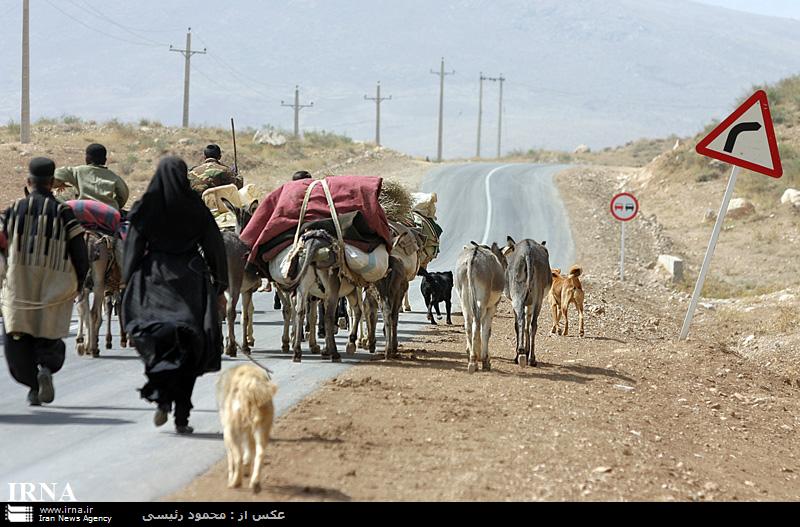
[430,57,454,162]
[476,73,485,158]
[478,74,503,158]
[497,74,505,158]
[20,0,30,144]
[364,81,391,146]
[281,86,313,138]
[170,28,206,128]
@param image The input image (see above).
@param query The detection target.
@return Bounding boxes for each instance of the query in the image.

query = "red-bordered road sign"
[695,90,782,179]
[610,192,639,222]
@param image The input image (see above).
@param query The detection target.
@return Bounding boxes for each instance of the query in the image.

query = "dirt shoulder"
[170,166,799,502]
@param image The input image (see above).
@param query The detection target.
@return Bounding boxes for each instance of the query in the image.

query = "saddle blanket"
[241,176,391,264]
[67,199,121,235]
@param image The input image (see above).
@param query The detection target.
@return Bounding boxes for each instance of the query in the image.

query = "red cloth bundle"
[67,199,121,235]
[240,176,391,264]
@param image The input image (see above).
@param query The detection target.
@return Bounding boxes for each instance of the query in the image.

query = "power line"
[68,0,170,47]
[195,36,292,91]
[43,0,162,48]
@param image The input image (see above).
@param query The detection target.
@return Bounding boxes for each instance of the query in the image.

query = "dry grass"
[0,117,424,209]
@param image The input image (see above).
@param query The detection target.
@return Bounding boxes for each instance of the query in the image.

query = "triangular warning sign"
[696,90,782,178]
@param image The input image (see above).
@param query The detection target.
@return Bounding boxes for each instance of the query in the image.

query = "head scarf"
[127,156,212,253]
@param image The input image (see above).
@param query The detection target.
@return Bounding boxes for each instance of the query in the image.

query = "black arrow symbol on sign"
[723,122,762,153]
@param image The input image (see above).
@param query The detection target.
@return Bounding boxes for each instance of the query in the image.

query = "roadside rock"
[781,188,800,209]
[727,198,755,219]
[658,254,684,282]
[574,144,591,154]
[253,128,287,146]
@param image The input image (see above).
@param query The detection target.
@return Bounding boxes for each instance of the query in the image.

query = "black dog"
[418,269,453,325]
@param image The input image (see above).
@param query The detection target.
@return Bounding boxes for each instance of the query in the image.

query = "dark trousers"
[3,331,66,391]
[173,374,196,426]
[149,372,197,426]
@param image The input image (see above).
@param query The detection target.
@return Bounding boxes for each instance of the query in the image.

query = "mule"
[455,241,506,373]
[504,237,552,367]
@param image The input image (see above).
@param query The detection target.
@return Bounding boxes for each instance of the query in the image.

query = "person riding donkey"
[53,143,129,212]
[1,158,89,406]
[189,144,243,195]
[53,144,129,355]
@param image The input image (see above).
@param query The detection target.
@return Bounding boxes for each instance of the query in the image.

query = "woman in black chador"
[122,156,228,434]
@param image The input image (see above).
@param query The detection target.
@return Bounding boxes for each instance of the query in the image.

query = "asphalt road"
[0,163,573,501]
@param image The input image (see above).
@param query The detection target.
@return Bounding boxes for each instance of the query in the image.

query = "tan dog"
[216,364,277,493]
[549,265,585,337]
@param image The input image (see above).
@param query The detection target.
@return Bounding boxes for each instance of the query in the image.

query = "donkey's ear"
[219,197,237,214]
[23,187,30,198]
[506,235,516,247]
[247,200,259,216]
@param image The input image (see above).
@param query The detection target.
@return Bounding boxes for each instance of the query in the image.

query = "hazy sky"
[697,0,800,19]
[2,1,799,158]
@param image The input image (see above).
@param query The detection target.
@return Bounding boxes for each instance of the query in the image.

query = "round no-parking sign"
[610,192,639,222]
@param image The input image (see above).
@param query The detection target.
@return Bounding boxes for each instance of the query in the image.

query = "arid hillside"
[0,118,430,209]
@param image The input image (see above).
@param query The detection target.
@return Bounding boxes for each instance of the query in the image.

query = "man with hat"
[1,158,89,406]
[53,143,130,211]
[188,144,243,195]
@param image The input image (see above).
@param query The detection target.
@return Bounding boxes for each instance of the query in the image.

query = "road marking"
[480,164,513,245]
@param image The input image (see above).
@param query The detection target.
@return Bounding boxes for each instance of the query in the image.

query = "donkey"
[455,241,507,373]
[388,222,422,313]
[504,237,552,367]
[363,256,408,359]
[220,198,260,357]
[281,229,363,363]
[76,232,124,357]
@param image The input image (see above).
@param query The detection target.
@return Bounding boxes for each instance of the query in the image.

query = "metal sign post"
[610,192,639,282]
[679,89,782,340]
[620,221,626,281]
[679,166,739,340]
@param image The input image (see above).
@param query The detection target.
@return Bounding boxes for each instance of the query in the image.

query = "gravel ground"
[170,166,799,502]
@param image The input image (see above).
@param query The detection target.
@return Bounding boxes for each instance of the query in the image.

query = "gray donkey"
[455,241,507,373]
[220,198,260,357]
[504,237,552,367]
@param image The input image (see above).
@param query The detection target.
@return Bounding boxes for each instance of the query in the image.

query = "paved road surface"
[0,163,573,501]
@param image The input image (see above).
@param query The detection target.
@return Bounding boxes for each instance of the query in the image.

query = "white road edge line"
[480,164,514,245]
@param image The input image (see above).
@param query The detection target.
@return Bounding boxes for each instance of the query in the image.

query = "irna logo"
[7,482,77,502]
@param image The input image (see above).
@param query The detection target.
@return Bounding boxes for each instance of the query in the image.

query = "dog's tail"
[234,369,278,419]
[567,265,582,279]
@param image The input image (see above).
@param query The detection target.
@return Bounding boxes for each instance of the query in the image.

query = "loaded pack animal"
[504,237,552,367]
[219,197,260,357]
[389,221,422,312]
[549,265,585,337]
[363,256,408,358]
[216,363,277,493]
[281,228,363,363]
[72,201,127,357]
[417,268,453,325]
[455,241,507,373]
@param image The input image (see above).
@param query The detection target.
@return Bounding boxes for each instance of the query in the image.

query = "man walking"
[1,158,89,406]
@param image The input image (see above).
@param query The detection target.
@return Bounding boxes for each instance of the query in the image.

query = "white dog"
[216,363,277,492]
